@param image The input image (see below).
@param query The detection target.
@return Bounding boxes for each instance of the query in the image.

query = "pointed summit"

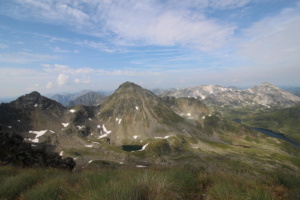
[118,81,140,89]
[96,82,184,144]
[261,82,272,86]
[258,82,276,88]
[252,82,280,91]
[115,81,145,94]
[28,91,42,97]
[11,91,64,110]
[99,82,178,121]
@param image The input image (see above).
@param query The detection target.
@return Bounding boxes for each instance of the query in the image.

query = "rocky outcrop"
[11,91,65,111]
[0,130,76,170]
[0,91,65,124]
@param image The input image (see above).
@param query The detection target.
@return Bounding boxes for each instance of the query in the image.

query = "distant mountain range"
[159,82,300,108]
[49,90,110,107]
[0,81,299,168]
[0,82,265,164]
[2,83,299,108]
[68,92,107,107]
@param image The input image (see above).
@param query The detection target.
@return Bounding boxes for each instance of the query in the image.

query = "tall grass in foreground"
[0,165,299,200]
[199,172,273,200]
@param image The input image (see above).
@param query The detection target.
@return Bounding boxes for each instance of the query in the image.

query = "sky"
[0,0,300,98]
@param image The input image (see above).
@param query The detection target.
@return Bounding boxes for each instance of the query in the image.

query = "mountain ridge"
[163,82,300,108]
[68,91,107,107]
[1,82,298,169]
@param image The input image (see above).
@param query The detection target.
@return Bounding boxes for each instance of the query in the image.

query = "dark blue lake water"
[233,119,300,148]
[121,145,143,152]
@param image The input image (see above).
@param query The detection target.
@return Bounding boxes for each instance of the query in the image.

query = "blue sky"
[0,0,300,98]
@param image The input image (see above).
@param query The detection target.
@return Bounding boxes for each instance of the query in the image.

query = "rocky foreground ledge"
[0,129,76,170]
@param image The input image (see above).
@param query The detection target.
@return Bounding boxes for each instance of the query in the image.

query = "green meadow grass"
[1,164,299,200]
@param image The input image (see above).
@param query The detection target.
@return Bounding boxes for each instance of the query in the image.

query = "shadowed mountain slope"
[68,91,107,107]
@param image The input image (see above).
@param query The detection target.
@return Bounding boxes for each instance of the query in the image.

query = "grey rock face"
[0,131,76,170]
[0,91,66,124]
[11,91,65,111]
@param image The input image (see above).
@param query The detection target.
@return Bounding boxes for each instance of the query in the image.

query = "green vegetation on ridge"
[243,105,300,143]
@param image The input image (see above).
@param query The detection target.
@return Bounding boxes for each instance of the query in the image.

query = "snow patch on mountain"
[27,130,49,143]
[62,123,69,127]
[139,143,149,151]
[154,135,173,139]
[102,124,111,134]
[136,165,147,168]
[116,118,122,124]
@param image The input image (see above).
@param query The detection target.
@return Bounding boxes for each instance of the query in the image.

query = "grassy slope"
[3,126,300,199]
[1,164,300,200]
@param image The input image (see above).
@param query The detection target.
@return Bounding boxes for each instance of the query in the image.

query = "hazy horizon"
[1,0,300,98]
[1,81,300,101]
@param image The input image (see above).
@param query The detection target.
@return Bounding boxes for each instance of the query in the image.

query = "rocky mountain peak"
[256,82,277,89]
[12,91,42,108]
[28,91,42,97]
[10,91,64,110]
[99,82,163,119]
[96,82,184,144]
[260,82,273,86]
[116,81,144,93]
[21,91,43,100]
[250,82,287,95]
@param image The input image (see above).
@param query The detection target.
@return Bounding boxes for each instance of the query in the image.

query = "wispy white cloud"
[14,41,24,44]
[26,83,40,92]
[209,0,252,9]
[13,0,90,27]
[106,9,235,51]
[43,64,95,74]
[56,74,69,86]
[74,79,91,84]
[36,34,116,53]
[46,81,53,89]
[0,67,55,97]
[0,67,38,76]
[238,3,300,67]
[95,69,160,76]
[0,52,59,64]
[42,63,160,77]
[52,46,69,53]
[75,40,115,53]
[0,44,9,48]
[4,0,241,51]
[0,0,299,98]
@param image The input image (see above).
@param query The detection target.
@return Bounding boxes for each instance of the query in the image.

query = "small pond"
[121,145,143,152]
